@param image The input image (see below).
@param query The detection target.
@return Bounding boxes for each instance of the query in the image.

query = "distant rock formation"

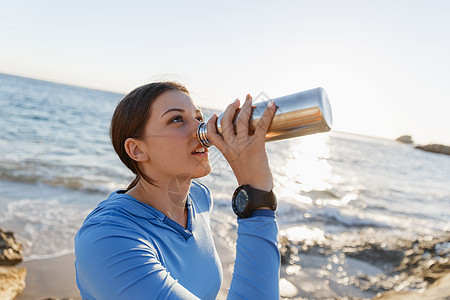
[0,229,26,299]
[396,135,414,144]
[415,144,450,156]
[395,135,450,156]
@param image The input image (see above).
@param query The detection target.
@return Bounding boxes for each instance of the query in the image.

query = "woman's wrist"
[231,163,273,191]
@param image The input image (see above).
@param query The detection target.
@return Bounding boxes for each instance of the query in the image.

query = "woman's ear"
[124,138,149,162]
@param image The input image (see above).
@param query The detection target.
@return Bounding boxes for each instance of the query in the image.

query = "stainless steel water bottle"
[197,87,332,147]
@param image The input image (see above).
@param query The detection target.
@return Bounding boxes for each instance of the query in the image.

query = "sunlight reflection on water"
[279,225,326,244]
[274,134,334,205]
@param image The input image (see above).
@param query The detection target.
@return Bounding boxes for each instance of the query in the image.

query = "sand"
[16,254,81,300]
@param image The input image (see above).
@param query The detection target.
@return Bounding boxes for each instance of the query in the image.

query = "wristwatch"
[232,185,277,219]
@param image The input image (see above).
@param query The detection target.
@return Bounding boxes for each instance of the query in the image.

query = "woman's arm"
[228,212,280,299]
[207,94,280,299]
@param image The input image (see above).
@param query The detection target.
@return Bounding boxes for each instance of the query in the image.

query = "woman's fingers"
[206,114,225,151]
[211,95,275,159]
[254,100,277,140]
[208,95,275,192]
[235,94,252,138]
[220,98,240,140]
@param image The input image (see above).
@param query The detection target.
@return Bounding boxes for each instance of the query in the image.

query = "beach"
[1,73,450,299]
[15,254,80,300]
[8,214,450,299]
[11,246,450,299]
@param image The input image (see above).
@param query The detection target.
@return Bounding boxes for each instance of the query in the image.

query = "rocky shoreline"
[0,229,80,300]
[396,135,450,156]
[278,230,450,299]
[376,271,450,299]
[0,228,26,299]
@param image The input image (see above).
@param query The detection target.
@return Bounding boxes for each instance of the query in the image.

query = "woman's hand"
[206,94,276,191]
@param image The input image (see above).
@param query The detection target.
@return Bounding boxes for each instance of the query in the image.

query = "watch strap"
[249,187,277,211]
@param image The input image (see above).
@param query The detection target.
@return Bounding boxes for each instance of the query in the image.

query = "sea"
[1,73,449,299]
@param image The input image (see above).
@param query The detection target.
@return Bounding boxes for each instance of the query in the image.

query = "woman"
[75,82,280,299]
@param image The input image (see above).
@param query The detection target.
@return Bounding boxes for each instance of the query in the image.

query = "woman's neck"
[126,176,192,228]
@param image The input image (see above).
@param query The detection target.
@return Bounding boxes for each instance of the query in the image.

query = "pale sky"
[1,0,449,145]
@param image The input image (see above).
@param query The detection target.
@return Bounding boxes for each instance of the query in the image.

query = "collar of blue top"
[109,191,275,240]
[113,190,193,240]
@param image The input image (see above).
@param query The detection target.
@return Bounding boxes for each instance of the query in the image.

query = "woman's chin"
[192,163,212,179]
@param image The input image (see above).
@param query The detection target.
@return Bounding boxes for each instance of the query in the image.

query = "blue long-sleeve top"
[74,181,280,299]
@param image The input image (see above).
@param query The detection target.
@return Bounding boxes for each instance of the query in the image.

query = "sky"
[1,0,449,145]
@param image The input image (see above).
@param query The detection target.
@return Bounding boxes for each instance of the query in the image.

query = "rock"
[345,244,404,272]
[396,135,414,144]
[0,229,23,266]
[279,229,450,298]
[0,230,26,299]
[415,144,450,156]
[279,278,298,298]
[374,271,450,300]
[0,266,27,300]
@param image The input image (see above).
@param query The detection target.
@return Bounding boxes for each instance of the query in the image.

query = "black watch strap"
[248,187,277,211]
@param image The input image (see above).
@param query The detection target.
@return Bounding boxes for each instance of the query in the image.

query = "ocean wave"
[23,249,75,262]
[1,196,94,259]
[0,171,122,194]
[308,206,391,228]
[0,159,130,193]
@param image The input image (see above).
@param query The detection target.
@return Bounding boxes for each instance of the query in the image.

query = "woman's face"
[140,90,211,182]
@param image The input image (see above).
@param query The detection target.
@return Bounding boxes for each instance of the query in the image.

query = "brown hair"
[110,81,189,190]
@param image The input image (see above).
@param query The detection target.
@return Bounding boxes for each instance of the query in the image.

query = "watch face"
[234,189,249,214]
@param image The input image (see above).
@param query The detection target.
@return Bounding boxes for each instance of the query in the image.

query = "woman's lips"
[191,145,209,157]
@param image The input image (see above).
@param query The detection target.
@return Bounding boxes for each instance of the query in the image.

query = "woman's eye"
[170,115,203,124]
[170,115,183,123]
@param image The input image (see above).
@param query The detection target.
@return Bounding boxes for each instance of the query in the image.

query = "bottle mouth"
[317,87,333,129]
[197,122,213,147]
